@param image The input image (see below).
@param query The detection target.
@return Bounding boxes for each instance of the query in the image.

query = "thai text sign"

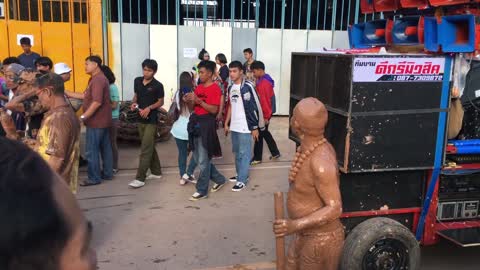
[353,57,445,82]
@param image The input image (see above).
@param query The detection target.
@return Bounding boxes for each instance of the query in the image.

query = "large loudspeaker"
[290,53,448,173]
[361,0,375,14]
[429,0,470,6]
[424,15,476,53]
[424,17,440,51]
[374,0,400,12]
[439,15,476,52]
[400,0,428,8]
[349,20,388,48]
[391,16,424,45]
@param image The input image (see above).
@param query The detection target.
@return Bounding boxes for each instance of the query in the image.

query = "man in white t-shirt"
[224,61,264,192]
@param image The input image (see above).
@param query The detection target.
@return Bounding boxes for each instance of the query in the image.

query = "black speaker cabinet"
[289,53,448,173]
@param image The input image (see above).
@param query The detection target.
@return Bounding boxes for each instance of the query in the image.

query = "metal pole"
[147,0,151,24]
[273,0,276,28]
[231,0,234,27]
[354,0,359,24]
[176,0,180,26]
[167,0,169,24]
[331,0,337,30]
[306,0,312,30]
[340,0,345,30]
[203,0,207,26]
[137,0,140,23]
[281,0,285,30]
[347,0,352,27]
[298,0,302,29]
[315,0,320,30]
[266,0,269,28]
[255,0,259,29]
[241,0,244,27]
[118,0,124,98]
[290,0,294,29]
[323,0,327,30]
[186,0,189,22]
[102,0,109,62]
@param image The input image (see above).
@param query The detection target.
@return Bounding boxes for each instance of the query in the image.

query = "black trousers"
[253,123,280,161]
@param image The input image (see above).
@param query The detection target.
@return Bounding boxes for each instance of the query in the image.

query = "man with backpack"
[250,61,281,165]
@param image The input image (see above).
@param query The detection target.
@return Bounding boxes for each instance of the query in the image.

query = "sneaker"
[232,182,246,192]
[129,180,145,188]
[269,154,281,160]
[146,174,162,180]
[250,160,262,166]
[211,182,226,193]
[189,192,208,201]
[229,176,238,182]
[113,169,119,175]
[179,179,187,185]
[182,173,197,184]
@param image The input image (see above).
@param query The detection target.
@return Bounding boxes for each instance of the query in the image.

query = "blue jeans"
[231,131,252,184]
[193,136,226,195]
[175,138,197,178]
[86,127,113,183]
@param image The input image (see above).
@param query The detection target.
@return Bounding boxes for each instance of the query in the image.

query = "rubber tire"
[340,217,421,270]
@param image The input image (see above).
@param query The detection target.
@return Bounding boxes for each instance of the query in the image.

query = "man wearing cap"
[22,73,81,193]
[1,63,27,137]
[55,62,72,82]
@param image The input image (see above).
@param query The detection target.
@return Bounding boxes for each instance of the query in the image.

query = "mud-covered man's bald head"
[291,97,328,139]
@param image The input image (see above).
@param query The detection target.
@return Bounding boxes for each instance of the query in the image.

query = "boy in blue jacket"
[224,61,264,191]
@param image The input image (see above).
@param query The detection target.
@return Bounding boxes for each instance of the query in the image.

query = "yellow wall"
[0,19,9,61]
[42,22,74,91]
[7,20,43,57]
[89,0,103,57]
[0,0,104,93]
[72,23,91,92]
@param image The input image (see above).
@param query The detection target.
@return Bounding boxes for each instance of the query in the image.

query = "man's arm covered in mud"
[274,156,343,237]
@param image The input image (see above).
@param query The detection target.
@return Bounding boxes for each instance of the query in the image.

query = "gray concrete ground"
[78,117,480,270]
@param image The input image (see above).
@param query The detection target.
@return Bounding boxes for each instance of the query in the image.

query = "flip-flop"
[80,181,100,187]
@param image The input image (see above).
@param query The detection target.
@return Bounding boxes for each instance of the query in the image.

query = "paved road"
[77,118,480,270]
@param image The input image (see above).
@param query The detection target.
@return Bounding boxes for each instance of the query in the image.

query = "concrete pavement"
[77,117,480,270]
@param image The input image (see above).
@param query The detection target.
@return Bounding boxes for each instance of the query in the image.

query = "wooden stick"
[274,192,286,270]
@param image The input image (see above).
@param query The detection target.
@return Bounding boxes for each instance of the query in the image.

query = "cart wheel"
[340,217,420,270]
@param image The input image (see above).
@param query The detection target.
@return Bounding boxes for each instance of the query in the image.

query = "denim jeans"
[231,131,252,184]
[193,136,226,195]
[175,138,197,178]
[86,127,113,183]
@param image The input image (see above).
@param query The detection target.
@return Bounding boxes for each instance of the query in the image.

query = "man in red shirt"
[184,60,227,201]
[250,61,281,164]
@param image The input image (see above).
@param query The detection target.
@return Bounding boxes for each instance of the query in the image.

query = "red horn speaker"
[429,0,470,6]
[400,0,429,8]
[374,0,400,12]
[361,0,375,14]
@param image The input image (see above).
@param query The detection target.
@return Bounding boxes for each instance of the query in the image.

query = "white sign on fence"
[17,34,35,46]
[183,48,198,58]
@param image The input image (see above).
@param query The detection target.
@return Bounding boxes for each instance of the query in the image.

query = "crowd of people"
[0,38,281,201]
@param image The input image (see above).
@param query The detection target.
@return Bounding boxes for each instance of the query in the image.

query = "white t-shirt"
[229,84,250,133]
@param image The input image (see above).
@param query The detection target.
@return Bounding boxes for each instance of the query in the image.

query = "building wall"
[107,23,349,114]
[0,0,103,93]
[103,0,362,115]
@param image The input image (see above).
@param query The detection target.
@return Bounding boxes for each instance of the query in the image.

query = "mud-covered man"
[273,97,344,270]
